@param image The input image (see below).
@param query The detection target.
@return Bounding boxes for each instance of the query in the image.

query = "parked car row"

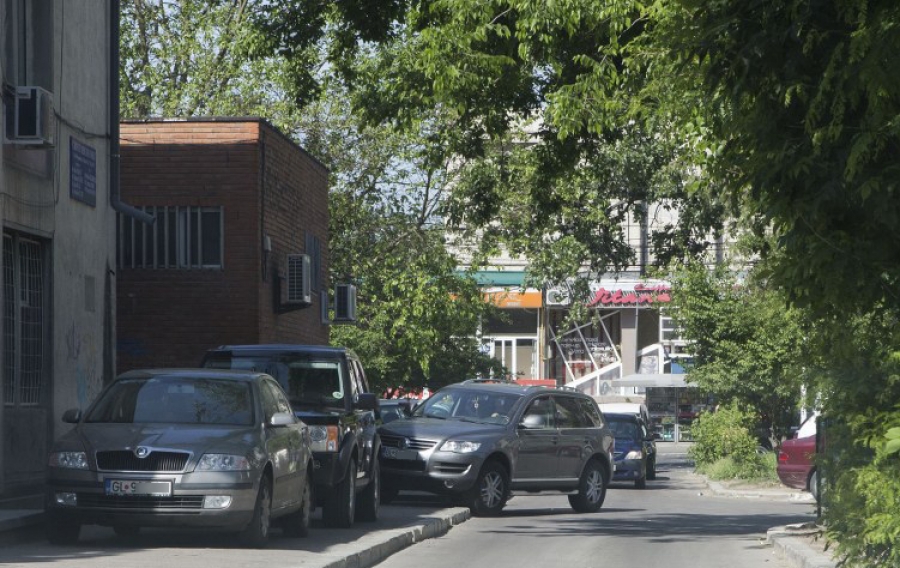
[44,345,659,548]
[45,345,381,547]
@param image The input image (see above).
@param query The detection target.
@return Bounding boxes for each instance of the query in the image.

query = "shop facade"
[477,272,691,392]
[477,271,711,441]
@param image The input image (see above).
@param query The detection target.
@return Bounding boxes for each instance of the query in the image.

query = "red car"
[776,415,818,498]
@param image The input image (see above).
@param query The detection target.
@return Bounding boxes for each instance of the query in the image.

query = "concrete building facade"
[1,0,128,497]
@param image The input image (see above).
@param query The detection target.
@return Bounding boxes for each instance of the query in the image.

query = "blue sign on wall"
[70,136,96,207]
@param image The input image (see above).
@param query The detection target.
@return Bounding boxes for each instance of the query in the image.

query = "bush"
[689,403,761,468]
[823,410,900,567]
[697,451,778,482]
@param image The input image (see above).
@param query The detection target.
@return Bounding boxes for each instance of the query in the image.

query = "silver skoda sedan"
[45,369,313,547]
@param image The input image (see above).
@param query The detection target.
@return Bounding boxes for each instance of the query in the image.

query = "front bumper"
[46,467,259,530]
[379,446,485,495]
[311,451,342,488]
[612,458,644,481]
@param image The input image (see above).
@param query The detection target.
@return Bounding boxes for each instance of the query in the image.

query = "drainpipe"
[110,0,154,224]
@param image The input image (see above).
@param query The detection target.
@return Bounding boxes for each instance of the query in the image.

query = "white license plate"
[105,479,172,497]
[382,447,419,460]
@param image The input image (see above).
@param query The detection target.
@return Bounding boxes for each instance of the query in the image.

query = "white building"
[1,0,146,498]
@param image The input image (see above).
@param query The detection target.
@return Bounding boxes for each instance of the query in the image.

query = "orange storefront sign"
[484,290,543,308]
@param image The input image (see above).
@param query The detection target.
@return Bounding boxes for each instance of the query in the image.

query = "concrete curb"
[767,524,836,568]
[701,477,816,502]
[0,510,43,533]
[321,508,471,568]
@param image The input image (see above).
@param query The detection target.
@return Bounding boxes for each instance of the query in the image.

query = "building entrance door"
[490,337,537,381]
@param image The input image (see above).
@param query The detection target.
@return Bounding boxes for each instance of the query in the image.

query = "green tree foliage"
[261,0,729,284]
[299,83,503,392]
[804,310,900,566]
[269,0,900,313]
[668,262,806,442]
[119,0,314,126]
[118,0,499,394]
[656,0,900,315]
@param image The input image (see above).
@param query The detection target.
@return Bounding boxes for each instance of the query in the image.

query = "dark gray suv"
[378,380,614,516]
[202,345,380,528]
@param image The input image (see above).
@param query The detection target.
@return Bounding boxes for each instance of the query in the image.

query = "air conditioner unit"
[334,284,357,322]
[544,286,572,306]
[285,254,312,304]
[4,86,55,146]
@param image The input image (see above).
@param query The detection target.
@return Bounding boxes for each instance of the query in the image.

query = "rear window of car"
[86,377,254,426]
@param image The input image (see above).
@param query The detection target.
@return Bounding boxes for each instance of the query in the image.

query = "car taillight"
[778,451,788,464]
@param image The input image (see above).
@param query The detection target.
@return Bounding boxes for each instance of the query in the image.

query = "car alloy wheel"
[241,477,272,547]
[569,459,607,513]
[469,460,508,516]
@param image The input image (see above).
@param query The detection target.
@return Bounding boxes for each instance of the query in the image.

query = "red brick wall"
[117,120,329,372]
[257,122,330,344]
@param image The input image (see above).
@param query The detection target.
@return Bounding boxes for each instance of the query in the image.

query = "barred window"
[118,206,223,269]
[3,233,46,407]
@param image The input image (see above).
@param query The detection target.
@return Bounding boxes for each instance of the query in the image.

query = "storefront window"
[548,309,620,382]
[646,387,714,442]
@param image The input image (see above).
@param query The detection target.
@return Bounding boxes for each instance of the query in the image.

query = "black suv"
[378,380,614,516]
[202,345,380,527]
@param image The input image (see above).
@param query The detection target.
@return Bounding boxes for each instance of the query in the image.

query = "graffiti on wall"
[68,322,101,408]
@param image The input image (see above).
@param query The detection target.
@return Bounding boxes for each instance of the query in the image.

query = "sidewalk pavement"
[2,478,836,568]
[700,476,837,568]
[0,497,470,568]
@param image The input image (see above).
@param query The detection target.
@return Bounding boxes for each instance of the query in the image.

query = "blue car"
[605,412,651,489]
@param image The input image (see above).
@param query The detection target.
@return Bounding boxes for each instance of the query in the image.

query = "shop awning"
[468,270,528,287]
[616,374,689,388]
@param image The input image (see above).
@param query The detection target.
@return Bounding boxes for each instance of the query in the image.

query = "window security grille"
[3,234,45,406]
[118,206,223,269]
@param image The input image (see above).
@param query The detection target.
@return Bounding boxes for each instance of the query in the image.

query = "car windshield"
[413,389,520,424]
[205,354,345,406]
[85,377,254,425]
[607,418,640,440]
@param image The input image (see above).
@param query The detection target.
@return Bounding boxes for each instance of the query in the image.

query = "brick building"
[117,118,330,371]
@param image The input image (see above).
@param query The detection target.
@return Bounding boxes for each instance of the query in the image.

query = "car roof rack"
[461,378,515,385]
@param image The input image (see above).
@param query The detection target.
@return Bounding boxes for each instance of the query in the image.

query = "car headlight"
[197,454,250,471]
[48,451,89,470]
[440,440,481,453]
[309,425,340,452]
[625,450,644,460]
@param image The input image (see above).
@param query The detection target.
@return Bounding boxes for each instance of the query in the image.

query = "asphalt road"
[377,445,816,568]
[0,445,816,568]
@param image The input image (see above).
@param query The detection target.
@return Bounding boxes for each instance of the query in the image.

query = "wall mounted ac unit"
[334,284,357,322]
[544,286,572,306]
[285,254,312,304]
[4,86,55,146]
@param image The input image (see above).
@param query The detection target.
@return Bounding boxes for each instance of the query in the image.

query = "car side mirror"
[355,392,378,411]
[518,415,545,429]
[62,408,82,423]
[270,412,295,427]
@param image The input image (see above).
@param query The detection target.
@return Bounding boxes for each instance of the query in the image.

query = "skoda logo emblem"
[399,438,410,450]
[134,446,151,459]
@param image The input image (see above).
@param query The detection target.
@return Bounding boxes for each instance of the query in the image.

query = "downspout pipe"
[110,0,154,224]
